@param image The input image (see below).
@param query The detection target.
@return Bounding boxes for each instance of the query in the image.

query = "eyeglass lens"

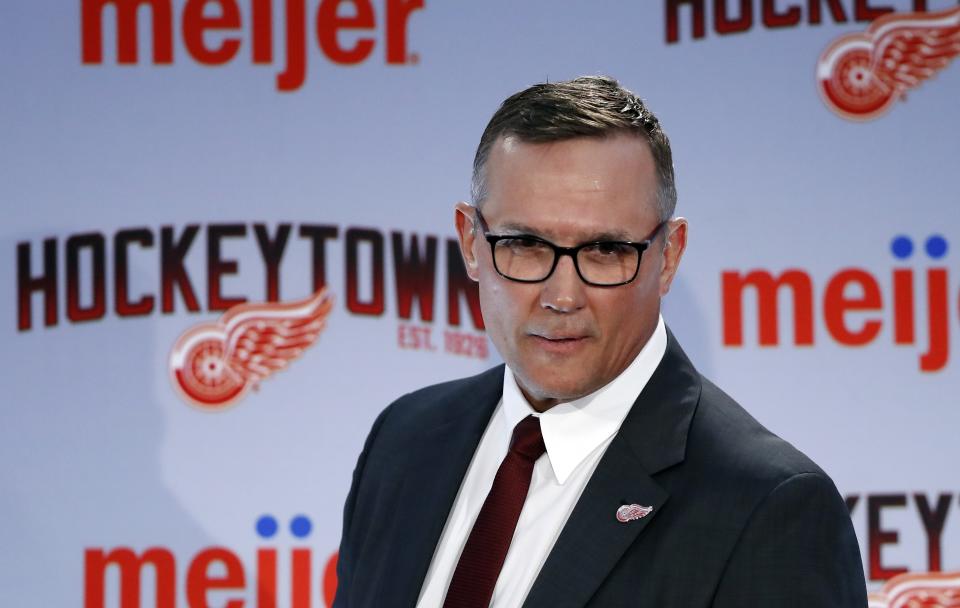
[493,237,640,285]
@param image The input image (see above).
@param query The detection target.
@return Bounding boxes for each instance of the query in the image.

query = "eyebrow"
[493,221,636,242]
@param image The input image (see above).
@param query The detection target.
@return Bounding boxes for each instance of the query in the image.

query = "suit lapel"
[384,366,505,608]
[521,438,669,608]
[523,330,701,608]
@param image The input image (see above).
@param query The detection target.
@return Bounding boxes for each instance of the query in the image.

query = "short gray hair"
[471,75,677,221]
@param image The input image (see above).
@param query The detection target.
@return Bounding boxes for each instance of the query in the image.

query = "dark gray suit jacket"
[333,331,867,607]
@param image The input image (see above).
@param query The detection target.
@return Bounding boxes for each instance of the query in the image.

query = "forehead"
[481,134,659,241]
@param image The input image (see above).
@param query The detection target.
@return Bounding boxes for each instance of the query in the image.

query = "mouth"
[529,333,590,354]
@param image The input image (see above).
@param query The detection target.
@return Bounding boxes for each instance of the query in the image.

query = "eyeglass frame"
[473,207,667,287]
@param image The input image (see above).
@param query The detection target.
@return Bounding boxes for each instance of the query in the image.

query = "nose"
[540,254,587,313]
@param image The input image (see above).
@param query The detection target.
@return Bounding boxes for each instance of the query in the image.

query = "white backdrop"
[2,1,959,606]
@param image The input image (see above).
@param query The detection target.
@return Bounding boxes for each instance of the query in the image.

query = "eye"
[585,242,632,256]
[499,237,550,254]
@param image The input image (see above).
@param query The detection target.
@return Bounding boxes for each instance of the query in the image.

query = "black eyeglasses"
[474,208,665,287]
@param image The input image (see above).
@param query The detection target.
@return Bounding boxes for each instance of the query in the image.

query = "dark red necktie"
[443,415,547,608]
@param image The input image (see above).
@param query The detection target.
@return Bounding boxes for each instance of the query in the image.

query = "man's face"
[455,134,687,411]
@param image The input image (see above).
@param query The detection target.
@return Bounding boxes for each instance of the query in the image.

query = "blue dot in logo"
[256,515,278,539]
[891,235,913,259]
[925,235,947,259]
[290,515,312,538]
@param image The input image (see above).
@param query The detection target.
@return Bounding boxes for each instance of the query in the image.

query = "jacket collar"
[616,326,701,475]
[522,327,701,607]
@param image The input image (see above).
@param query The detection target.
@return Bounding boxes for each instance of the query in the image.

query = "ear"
[454,201,481,282]
[659,217,687,296]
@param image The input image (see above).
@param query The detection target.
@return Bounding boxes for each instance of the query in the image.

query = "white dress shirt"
[415,316,668,608]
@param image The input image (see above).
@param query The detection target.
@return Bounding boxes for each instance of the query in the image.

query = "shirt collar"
[501,315,668,484]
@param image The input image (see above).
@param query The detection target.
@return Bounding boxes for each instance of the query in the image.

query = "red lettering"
[722,269,814,346]
[892,268,914,344]
[82,0,174,64]
[317,0,376,64]
[385,0,423,62]
[182,0,242,65]
[322,552,339,608]
[823,268,882,345]
[256,547,277,608]
[252,0,273,63]
[345,228,385,316]
[868,494,908,581]
[722,246,951,371]
[762,0,801,27]
[392,232,437,321]
[277,0,307,91]
[444,330,489,359]
[292,547,311,608]
[714,0,753,35]
[398,323,435,350]
[666,0,706,42]
[920,268,948,371]
[300,224,339,292]
[161,225,201,313]
[17,239,58,330]
[66,233,107,323]
[207,224,248,311]
[254,223,292,302]
[82,0,423,91]
[914,493,952,572]
[446,238,484,330]
[115,229,155,316]
[661,0,917,40]
[186,547,245,608]
[84,547,176,608]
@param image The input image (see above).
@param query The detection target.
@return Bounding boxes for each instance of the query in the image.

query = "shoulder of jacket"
[685,375,830,491]
[371,363,505,429]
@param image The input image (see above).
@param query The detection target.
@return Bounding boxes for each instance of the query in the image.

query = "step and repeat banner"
[2,1,959,606]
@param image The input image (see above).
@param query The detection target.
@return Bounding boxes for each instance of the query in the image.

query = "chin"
[520,369,597,404]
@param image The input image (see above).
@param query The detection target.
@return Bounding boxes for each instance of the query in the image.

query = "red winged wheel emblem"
[817,6,960,120]
[169,289,333,410]
[868,570,960,608]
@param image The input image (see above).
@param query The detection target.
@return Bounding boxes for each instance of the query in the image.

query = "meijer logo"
[85,513,340,608]
[81,0,424,91]
[722,234,954,372]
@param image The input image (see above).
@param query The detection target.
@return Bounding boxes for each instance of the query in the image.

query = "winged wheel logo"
[868,570,960,607]
[817,6,960,120]
[169,289,333,410]
[616,504,653,523]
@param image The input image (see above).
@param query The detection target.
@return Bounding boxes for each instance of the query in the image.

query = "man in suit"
[333,76,867,607]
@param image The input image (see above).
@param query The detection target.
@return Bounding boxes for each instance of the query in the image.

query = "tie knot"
[510,415,546,462]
